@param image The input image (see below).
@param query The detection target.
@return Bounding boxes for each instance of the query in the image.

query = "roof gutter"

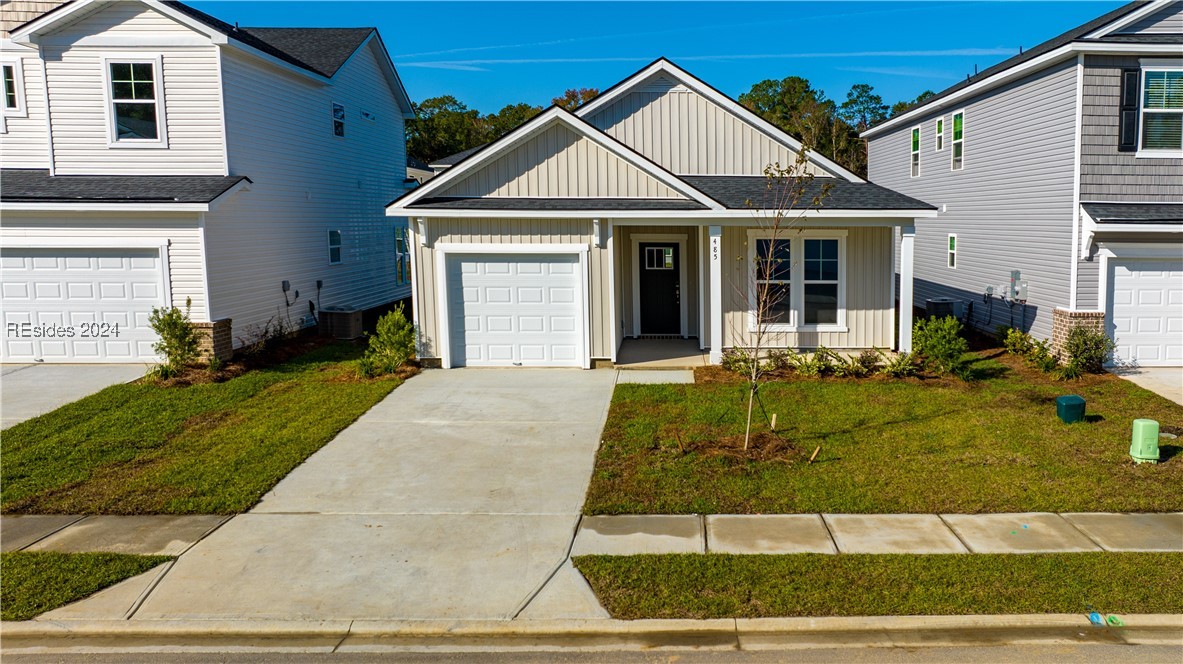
[385,207,938,220]
[0,201,212,212]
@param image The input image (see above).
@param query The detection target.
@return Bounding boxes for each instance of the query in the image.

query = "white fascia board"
[386,107,724,211]
[577,59,865,183]
[385,207,937,221]
[362,32,416,117]
[1084,0,1173,38]
[0,201,210,212]
[205,179,252,212]
[865,40,1183,138]
[11,0,228,45]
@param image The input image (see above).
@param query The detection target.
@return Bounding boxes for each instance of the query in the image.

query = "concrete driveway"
[1,364,147,429]
[1109,367,1183,406]
[133,369,616,621]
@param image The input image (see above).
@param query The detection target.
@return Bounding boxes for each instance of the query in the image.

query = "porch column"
[708,225,723,364]
[898,225,916,353]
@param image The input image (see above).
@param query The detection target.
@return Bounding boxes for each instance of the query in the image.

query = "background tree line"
[406,80,932,178]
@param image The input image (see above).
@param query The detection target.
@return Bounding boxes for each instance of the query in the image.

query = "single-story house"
[387,59,937,368]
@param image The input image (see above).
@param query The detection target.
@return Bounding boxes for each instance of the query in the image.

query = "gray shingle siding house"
[865,0,1183,367]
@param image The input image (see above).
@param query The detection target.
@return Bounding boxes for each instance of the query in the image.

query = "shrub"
[790,348,835,377]
[1026,339,1059,373]
[1003,328,1034,356]
[721,347,756,375]
[148,297,200,379]
[236,316,291,358]
[856,349,881,373]
[357,305,416,377]
[877,349,918,378]
[1061,326,1115,375]
[912,315,969,376]
[829,352,870,378]
[763,349,795,373]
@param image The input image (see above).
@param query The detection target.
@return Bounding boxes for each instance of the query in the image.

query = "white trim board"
[630,233,688,338]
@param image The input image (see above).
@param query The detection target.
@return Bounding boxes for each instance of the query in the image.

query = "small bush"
[721,347,756,375]
[856,349,881,373]
[206,355,223,375]
[148,298,200,379]
[791,348,835,377]
[236,316,291,358]
[1025,339,1059,373]
[912,316,970,376]
[763,349,795,373]
[877,349,919,378]
[1003,328,1035,356]
[357,305,416,377]
[827,349,870,378]
[1061,326,1115,375]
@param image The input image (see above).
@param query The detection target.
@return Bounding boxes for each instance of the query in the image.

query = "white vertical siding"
[413,218,613,359]
[203,43,409,339]
[436,122,684,198]
[722,226,894,350]
[0,51,50,168]
[0,211,208,320]
[584,74,826,177]
[867,60,1079,340]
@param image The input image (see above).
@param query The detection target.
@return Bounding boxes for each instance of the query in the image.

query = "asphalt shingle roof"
[409,198,708,211]
[1,169,250,204]
[1083,202,1183,223]
[682,176,937,211]
[429,145,486,168]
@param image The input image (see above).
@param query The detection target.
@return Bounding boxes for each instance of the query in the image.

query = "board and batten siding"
[38,2,226,175]
[1114,2,1183,34]
[584,74,826,177]
[616,225,700,338]
[868,59,1079,340]
[0,211,209,320]
[0,49,50,168]
[203,43,409,340]
[436,123,685,198]
[412,218,613,360]
[722,226,894,350]
[1080,54,1183,203]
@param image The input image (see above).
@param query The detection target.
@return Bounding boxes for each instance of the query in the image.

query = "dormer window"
[104,57,166,147]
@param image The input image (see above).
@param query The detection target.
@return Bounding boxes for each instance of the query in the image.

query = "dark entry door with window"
[639,243,680,335]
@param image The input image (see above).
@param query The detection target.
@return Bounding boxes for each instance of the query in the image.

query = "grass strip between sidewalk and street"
[2,342,407,514]
[1,552,172,621]
[573,552,1183,619]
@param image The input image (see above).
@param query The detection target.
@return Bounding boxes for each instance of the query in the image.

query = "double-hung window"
[328,230,343,265]
[951,110,965,170]
[105,58,164,146]
[947,234,957,269]
[2,61,24,116]
[394,226,410,285]
[910,126,921,177]
[1140,67,1182,153]
[935,118,944,151]
[750,231,846,331]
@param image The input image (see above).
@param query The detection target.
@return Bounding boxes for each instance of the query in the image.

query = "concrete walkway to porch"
[616,338,708,369]
[572,512,1183,555]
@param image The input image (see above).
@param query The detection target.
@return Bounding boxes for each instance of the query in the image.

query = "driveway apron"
[133,369,616,621]
[1,364,147,429]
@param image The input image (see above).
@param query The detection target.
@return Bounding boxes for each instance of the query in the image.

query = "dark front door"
[638,242,680,335]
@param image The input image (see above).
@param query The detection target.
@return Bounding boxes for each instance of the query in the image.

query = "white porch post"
[898,224,916,353]
[708,225,723,364]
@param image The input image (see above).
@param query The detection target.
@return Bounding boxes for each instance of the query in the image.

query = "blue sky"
[191,1,1124,112]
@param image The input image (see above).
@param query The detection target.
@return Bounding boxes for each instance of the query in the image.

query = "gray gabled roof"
[0,169,250,204]
[681,176,937,211]
[1083,202,1183,223]
[429,145,486,169]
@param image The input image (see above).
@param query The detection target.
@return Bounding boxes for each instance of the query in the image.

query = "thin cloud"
[837,66,961,80]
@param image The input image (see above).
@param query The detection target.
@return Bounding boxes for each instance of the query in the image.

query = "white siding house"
[0,0,415,362]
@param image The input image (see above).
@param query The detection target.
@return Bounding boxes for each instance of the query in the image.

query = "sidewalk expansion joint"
[937,513,975,553]
[15,515,87,552]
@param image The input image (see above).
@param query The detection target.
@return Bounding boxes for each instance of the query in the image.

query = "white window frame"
[947,233,957,269]
[910,125,921,177]
[746,229,847,333]
[1,58,27,119]
[1136,62,1183,158]
[328,229,343,265]
[101,54,167,149]
[394,225,409,285]
[934,117,944,151]
[951,109,965,170]
[332,101,345,138]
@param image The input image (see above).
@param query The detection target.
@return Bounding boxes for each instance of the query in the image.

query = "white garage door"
[1,247,165,362]
[446,253,583,367]
[1109,258,1183,367]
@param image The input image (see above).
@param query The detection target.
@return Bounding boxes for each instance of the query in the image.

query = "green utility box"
[1130,419,1160,464]
[1055,395,1086,424]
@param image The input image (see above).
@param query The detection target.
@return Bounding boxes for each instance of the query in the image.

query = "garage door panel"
[1,247,164,362]
[446,253,583,367]
[1109,257,1183,367]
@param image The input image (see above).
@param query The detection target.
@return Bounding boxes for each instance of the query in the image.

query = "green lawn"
[574,553,1183,619]
[585,352,1182,514]
[1,552,172,621]
[1,343,406,514]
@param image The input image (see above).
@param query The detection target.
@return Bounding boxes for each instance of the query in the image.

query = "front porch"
[616,338,708,369]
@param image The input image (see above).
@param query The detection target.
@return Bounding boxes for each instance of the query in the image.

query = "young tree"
[736,149,833,450]
[552,87,600,111]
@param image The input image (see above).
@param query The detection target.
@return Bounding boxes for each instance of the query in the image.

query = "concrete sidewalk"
[574,512,1183,555]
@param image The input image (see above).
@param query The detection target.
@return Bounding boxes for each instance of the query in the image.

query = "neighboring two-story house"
[865,0,1182,367]
[0,0,415,362]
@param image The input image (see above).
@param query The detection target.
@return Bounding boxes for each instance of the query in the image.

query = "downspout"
[1068,54,1085,310]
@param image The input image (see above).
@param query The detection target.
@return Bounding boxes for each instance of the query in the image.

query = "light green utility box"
[1130,419,1160,464]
